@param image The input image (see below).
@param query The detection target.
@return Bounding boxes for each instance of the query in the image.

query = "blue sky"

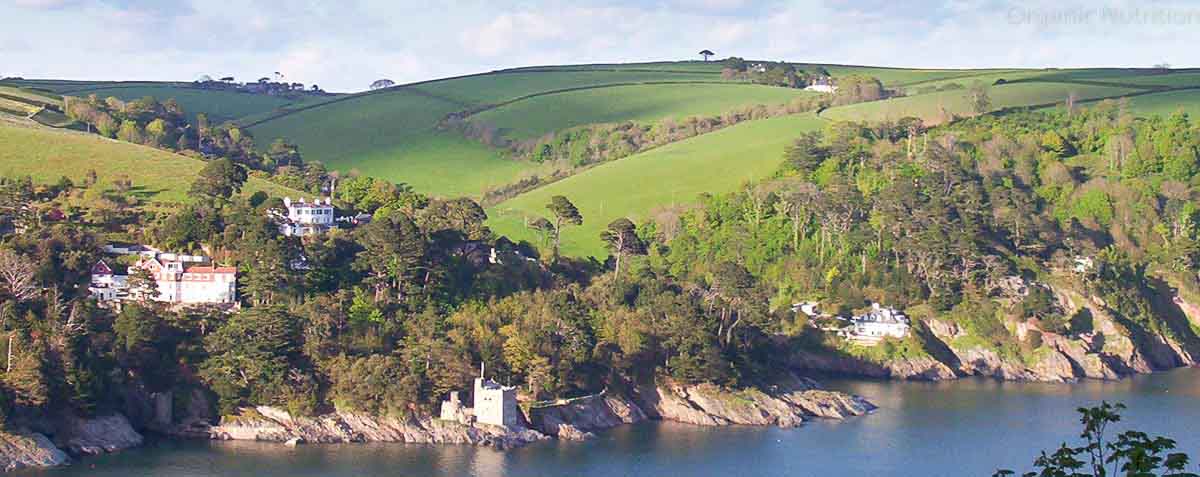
[2,0,1197,92]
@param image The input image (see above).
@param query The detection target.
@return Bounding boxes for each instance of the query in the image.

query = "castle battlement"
[439,364,519,429]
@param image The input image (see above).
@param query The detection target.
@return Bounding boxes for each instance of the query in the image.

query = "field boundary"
[439,79,761,123]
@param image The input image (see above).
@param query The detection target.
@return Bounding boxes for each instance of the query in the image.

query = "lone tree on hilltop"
[370,79,396,90]
[699,49,715,61]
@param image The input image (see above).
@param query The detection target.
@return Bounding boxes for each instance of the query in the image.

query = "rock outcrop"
[208,407,547,450]
[636,374,874,427]
[790,350,958,381]
[210,373,874,450]
[0,431,69,471]
[525,393,646,440]
[56,414,145,456]
[0,413,144,471]
[792,284,1200,383]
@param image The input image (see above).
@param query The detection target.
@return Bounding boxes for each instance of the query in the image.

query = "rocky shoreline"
[0,414,143,472]
[791,288,1200,383]
[204,372,874,450]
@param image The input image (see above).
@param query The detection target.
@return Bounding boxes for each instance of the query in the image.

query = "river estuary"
[22,368,1200,477]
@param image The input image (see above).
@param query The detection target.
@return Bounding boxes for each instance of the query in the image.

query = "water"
[23,368,1200,477]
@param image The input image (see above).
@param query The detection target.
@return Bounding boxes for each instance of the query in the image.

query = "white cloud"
[11,0,78,8]
[3,0,1200,91]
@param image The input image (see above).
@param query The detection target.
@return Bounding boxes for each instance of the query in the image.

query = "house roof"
[184,265,237,274]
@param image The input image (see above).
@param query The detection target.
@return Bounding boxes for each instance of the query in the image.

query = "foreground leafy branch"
[995,402,1197,477]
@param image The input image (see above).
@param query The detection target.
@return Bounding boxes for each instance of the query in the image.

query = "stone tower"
[473,364,518,428]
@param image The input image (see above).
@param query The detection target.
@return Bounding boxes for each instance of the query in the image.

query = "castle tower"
[473,365,518,428]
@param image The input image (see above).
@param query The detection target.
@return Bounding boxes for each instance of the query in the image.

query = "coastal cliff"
[791,284,1200,383]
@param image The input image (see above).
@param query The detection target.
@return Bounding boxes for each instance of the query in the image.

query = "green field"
[505,61,725,74]
[1089,72,1200,88]
[469,83,816,140]
[897,70,1050,94]
[412,70,732,105]
[58,85,304,123]
[244,68,777,197]
[822,82,1138,124]
[813,66,1023,87]
[0,121,301,203]
[1124,90,1200,118]
[487,113,827,257]
[245,88,530,198]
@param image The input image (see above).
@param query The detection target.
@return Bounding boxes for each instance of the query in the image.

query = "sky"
[2,0,1199,92]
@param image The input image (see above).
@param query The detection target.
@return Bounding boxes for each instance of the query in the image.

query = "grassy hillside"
[469,83,816,140]
[245,87,527,198]
[822,82,1138,124]
[61,85,303,123]
[1,79,331,124]
[0,121,301,203]
[243,67,776,197]
[1125,90,1200,117]
[487,113,826,257]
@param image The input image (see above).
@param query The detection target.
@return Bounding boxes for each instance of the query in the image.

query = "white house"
[278,197,335,237]
[88,247,237,307]
[842,303,910,346]
[135,257,236,305]
[805,76,838,94]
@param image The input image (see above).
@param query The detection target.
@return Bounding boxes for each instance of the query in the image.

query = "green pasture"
[487,113,827,257]
[469,83,817,140]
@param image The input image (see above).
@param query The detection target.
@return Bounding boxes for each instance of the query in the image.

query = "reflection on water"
[25,368,1200,477]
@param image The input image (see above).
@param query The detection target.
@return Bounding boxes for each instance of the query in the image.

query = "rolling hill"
[468,83,817,141]
[0,79,334,125]
[822,81,1139,124]
[242,63,802,198]
[0,119,302,203]
[487,113,827,257]
[13,62,1200,259]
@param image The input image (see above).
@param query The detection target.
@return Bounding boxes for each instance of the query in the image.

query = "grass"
[814,66,1028,87]
[822,82,1138,124]
[1124,90,1200,118]
[244,68,760,197]
[487,113,826,257]
[1090,72,1200,88]
[470,83,817,140]
[0,121,302,203]
[61,85,302,124]
[413,70,734,105]
[246,88,531,198]
[897,70,1051,94]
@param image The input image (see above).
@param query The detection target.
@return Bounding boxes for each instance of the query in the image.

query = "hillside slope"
[0,120,302,203]
[488,113,826,257]
[242,65,804,197]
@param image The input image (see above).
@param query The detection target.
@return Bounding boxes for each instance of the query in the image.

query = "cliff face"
[791,285,1200,383]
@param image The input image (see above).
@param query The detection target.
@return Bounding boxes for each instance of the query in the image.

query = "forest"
[1,97,1199,425]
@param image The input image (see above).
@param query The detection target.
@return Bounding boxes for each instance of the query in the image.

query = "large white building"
[89,246,236,307]
[842,303,910,346]
[278,197,335,237]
